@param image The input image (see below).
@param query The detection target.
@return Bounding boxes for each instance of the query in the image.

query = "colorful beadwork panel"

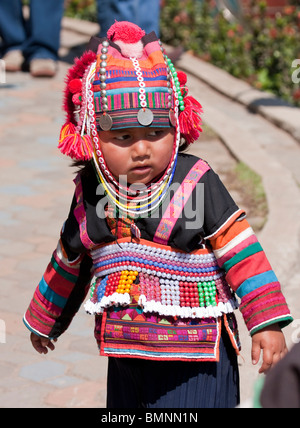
[84,239,238,320]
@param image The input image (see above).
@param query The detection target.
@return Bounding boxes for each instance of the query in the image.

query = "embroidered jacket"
[23,154,292,361]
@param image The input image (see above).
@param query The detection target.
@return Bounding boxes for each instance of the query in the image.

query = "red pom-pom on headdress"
[107,21,145,43]
[179,96,203,145]
[68,78,82,94]
[177,71,187,86]
[107,21,145,59]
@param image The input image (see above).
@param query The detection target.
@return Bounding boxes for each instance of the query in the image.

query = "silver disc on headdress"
[99,113,113,131]
[137,108,154,127]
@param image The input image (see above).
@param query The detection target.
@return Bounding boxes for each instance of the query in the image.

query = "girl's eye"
[115,134,131,141]
[148,130,164,137]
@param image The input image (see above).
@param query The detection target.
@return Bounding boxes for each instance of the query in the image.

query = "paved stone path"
[0,59,109,407]
[0,18,299,408]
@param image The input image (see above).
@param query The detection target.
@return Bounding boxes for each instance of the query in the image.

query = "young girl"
[24,21,292,408]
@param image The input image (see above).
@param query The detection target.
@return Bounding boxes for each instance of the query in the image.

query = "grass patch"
[201,122,219,140]
[228,161,268,231]
[235,162,266,206]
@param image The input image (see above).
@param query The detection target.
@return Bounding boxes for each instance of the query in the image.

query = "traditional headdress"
[58,21,203,222]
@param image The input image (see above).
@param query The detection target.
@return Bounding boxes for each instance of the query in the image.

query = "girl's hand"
[30,332,57,354]
[251,324,288,373]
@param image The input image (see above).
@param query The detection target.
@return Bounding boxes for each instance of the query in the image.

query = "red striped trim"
[53,247,80,276]
[217,234,258,266]
[239,282,291,331]
[226,251,272,292]
[154,159,210,245]
[33,287,62,317]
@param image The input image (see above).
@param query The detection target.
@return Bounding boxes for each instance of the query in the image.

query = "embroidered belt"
[84,238,238,319]
[97,310,222,361]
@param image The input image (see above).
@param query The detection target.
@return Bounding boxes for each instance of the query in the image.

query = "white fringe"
[84,293,239,318]
[84,292,131,314]
[138,295,239,319]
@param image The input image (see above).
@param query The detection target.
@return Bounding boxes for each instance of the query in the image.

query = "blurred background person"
[259,341,300,408]
[96,0,160,37]
[0,0,64,77]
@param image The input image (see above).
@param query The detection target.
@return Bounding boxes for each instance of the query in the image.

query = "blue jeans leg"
[96,0,160,37]
[0,0,26,55]
[23,0,64,61]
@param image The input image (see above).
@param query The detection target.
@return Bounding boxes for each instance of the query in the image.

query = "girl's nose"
[132,138,150,158]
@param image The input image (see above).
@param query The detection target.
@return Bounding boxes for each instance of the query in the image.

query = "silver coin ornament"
[99,113,113,131]
[137,108,154,127]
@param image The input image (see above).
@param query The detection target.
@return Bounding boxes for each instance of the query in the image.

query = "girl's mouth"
[131,165,152,174]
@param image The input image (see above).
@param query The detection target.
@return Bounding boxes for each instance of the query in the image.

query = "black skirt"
[106,328,240,409]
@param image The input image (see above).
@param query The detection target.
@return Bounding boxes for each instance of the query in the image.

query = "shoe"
[2,50,23,72]
[29,58,57,78]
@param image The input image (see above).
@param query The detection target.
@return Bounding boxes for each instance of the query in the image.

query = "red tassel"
[179,96,203,145]
[58,123,93,160]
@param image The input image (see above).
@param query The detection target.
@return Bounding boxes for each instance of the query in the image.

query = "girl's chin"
[112,169,166,187]
[120,169,154,186]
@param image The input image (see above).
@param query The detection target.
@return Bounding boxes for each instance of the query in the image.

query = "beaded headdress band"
[58,21,203,162]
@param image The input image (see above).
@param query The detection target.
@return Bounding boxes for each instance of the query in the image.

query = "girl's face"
[98,127,175,185]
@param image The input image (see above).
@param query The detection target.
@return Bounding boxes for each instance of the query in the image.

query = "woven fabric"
[93,33,173,129]
[96,108,171,130]
[23,240,93,338]
[99,308,221,361]
[210,218,293,335]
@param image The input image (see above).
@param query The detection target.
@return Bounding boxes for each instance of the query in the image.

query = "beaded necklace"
[89,71,181,219]
[93,155,178,218]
